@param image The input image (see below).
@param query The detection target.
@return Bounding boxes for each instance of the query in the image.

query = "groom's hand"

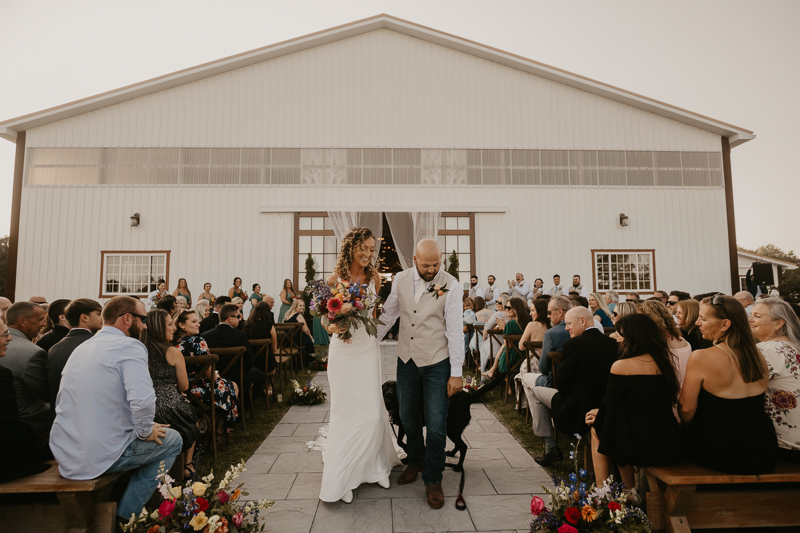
[447,377,462,397]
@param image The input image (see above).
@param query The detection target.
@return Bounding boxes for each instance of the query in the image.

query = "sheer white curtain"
[385,211,442,270]
[326,211,383,259]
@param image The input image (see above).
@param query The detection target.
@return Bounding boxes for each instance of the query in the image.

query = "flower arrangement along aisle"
[122,461,274,533]
[308,350,328,371]
[289,372,327,406]
[529,435,652,533]
[306,279,382,343]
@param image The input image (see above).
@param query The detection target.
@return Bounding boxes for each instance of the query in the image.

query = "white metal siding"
[15,185,730,301]
[26,29,720,152]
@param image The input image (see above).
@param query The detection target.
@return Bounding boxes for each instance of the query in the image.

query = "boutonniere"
[427,283,450,300]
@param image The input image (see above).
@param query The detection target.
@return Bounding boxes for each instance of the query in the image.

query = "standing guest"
[0,297,12,322]
[141,309,199,478]
[147,280,168,309]
[479,298,508,376]
[734,291,756,318]
[604,291,619,314]
[47,298,103,407]
[640,300,692,387]
[194,299,211,321]
[279,278,297,322]
[36,299,71,354]
[485,275,500,306]
[50,296,182,528]
[588,292,614,328]
[156,294,177,315]
[507,273,531,301]
[679,295,777,475]
[29,296,47,305]
[569,275,590,298]
[530,307,619,465]
[199,296,231,334]
[626,292,641,304]
[244,303,279,383]
[175,295,189,312]
[667,291,692,316]
[250,283,265,313]
[550,275,564,297]
[676,299,702,351]
[531,278,545,299]
[198,283,215,306]
[172,278,192,307]
[483,298,530,380]
[174,310,239,437]
[749,298,800,460]
[0,302,50,433]
[587,314,682,502]
[654,290,670,304]
[285,299,315,365]
[228,277,248,301]
[468,275,484,300]
[231,297,246,331]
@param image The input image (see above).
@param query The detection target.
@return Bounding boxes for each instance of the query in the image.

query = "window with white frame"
[593,250,655,292]
[297,215,339,291]
[438,214,474,285]
[101,252,169,297]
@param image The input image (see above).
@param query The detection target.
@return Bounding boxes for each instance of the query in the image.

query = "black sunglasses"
[504,306,512,310]
[121,312,147,324]
[666,301,677,306]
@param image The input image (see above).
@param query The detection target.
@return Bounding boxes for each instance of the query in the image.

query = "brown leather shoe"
[397,465,425,485]
[426,483,445,509]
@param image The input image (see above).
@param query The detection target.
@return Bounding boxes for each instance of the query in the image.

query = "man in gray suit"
[0,302,51,433]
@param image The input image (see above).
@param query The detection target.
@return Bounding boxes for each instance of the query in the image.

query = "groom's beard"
[416,266,436,282]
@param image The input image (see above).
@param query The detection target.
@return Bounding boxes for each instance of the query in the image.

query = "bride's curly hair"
[335,227,378,283]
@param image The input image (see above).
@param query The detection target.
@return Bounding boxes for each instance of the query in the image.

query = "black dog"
[381,381,490,472]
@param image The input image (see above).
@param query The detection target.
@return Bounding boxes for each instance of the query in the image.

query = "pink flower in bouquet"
[341,303,353,314]
[558,525,578,533]
[232,512,243,527]
[217,490,229,503]
[158,499,175,519]
[354,300,365,310]
[530,495,546,515]
[327,298,343,313]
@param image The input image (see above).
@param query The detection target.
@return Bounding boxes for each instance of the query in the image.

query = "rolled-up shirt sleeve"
[445,279,465,377]
[118,344,156,439]
[377,279,400,341]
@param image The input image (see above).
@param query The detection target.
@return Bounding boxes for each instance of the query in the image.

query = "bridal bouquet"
[306,279,382,342]
[122,461,274,533]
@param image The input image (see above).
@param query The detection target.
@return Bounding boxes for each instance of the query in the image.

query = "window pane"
[457,217,470,230]
[324,236,337,253]
[299,217,311,230]
[445,235,458,254]
[444,217,457,231]
[312,217,324,230]
[458,235,470,251]
[299,235,311,253]
[311,235,323,253]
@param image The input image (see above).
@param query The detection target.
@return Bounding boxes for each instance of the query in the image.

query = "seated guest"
[156,294,177,315]
[479,297,507,375]
[0,302,50,433]
[609,302,638,342]
[0,319,51,482]
[639,300,692,387]
[47,298,103,406]
[231,297,246,329]
[734,291,755,318]
[462,297,477,358]
[529,296,571,389]
[588,292,614,328]
[174,310,239,436]
[654,290,670,305]
[530,306,618,466]
[587,315,682,502]
[0,297,12,322]
[749,298,800,461]
[626,292,641,303]
[202,304,267,395]
[676,299,702,351]
[175,295,189,311]
[199,296,231,333]
[471,296,491,354]
[36,299,71,353]
[50,296,182,527]
[679,295,777,475]
[147,279,169,309]
[483,298,530,380]
[284,299,315,365]
[142,309,199,478]
[604,290,619,314]
[514,299,551,401]
[244,302,279,378]
[194,299,211,320]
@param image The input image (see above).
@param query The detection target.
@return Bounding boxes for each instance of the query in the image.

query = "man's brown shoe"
[397,465,424,485]
[426,483,445,509]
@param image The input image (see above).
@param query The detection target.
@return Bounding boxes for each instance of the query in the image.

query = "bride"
[318,227,401,503]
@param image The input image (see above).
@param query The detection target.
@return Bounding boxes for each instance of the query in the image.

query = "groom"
[377,238,464,509]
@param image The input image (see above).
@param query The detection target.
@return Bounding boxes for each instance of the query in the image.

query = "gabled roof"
[738,251,798,270]
[0,14,755,146]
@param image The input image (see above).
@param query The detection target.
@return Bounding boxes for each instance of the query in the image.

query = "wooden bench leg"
[57,491,95,533]
[664,484,696,533]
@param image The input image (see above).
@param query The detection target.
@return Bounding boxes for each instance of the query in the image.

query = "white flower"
[207,515,221,532]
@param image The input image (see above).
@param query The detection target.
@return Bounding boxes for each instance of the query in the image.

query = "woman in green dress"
[249,283,264,317]
[172,278,192,307]
[279,278,296,323]
[484,298,531,379]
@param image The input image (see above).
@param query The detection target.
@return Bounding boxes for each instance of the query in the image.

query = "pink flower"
[232,512,243,527]
[354,300,365,310]
[327,298,343,313]
[158,499,175,519]
[217,490,229,503]
[530,495,546,515]
[558,525,578,533]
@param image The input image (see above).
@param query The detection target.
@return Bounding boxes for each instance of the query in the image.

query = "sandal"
[184,461,196,479]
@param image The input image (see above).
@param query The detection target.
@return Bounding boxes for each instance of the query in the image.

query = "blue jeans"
[396,357,450,485]
[105,429,183,520]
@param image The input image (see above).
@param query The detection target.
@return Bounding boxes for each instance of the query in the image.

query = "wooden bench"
[0,461,122,533]
[645,462,800,532]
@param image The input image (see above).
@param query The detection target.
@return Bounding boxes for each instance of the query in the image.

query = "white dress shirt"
[378,268,465,377]
[484,285,499,306]
[508,282,531,300]
[567,285,590,298]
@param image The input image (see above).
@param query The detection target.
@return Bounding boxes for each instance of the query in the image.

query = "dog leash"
[444,463,467,511]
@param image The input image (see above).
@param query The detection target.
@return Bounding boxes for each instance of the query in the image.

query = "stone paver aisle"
[240,342,550,533]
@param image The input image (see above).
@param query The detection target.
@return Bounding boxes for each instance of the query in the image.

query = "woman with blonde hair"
[588,292,613,328]
[639,300,692,388]
[284,299,315,364]
[609,302,638,342]
[676,299,702,351]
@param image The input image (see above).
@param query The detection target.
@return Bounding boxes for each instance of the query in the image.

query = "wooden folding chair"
[249,338,275,409]
[183,354,219,460]
[209,346,247,431]
[501,334,527,406]
[472,323,485,373]
[486,327,503,372]
[274,324,299,387]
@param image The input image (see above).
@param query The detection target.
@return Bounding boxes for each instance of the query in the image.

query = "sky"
[1,0,798,253]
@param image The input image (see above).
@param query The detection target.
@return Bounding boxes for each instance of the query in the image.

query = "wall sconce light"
[619,213,629,227]
[130,213,140,227]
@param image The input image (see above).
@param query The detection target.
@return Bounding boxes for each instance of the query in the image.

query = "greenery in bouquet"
[306,279,383,343]
[530,435,651,533]
[308,350,328,371]
[288,372,327,406]
[122,461,274,533]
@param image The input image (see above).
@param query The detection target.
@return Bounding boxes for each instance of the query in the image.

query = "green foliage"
[305,253,316,284]
[446,250,459,280]
[738,244,799,265]
[303,253,316,320]
[0,235,7,297]
[739,243,800,300]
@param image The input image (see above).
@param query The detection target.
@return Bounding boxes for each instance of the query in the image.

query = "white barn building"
[0,14,754,303]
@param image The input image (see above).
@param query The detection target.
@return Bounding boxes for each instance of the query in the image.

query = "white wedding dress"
[317,280,401,502]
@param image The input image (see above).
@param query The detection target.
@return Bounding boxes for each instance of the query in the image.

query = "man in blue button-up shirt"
[50,296,182,525]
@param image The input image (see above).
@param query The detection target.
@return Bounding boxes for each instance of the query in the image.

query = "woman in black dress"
[244,303,279,394]
[679,295,777,475]
[676,299,703,351]
[142,309,200,478]
[587,314,682,504]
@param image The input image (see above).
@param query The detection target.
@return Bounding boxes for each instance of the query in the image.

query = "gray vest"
[397,268,456,368]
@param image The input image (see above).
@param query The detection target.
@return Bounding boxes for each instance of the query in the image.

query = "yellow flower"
[189,511,208,530]
[169,486,183,500]
[231,488,241,501]
[192,482,208,497]
[581,504,597,522]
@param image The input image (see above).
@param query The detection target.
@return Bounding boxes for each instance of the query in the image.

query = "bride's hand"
[327,324,348,335]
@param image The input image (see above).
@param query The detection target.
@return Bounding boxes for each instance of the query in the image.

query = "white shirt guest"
[484,275,500,306]
[507,273,531,301]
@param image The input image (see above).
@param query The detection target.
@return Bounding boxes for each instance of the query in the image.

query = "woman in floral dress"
[750,297,800,460]
[173,310,239,436]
